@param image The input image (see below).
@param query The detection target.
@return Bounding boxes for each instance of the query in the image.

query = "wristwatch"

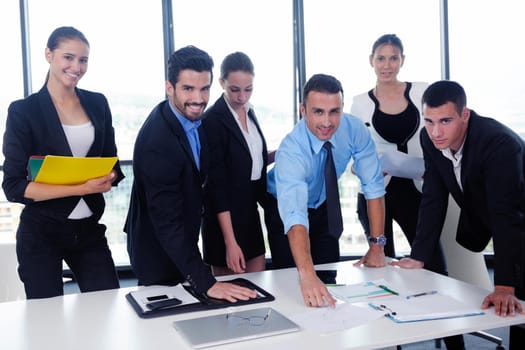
[368,234,387,247]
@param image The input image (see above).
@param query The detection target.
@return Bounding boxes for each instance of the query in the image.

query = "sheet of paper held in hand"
[380,150,424,180]
[129,284,200,313]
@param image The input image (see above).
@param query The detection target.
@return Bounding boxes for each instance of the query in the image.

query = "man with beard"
[125,46,256,302]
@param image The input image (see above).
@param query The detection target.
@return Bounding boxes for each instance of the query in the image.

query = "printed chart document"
[29,155,118,185]
[380,150,424,180]
[368,292,484,323]
[327,279,404,303]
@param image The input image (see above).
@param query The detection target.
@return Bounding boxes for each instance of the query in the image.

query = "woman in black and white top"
[351,34,428,260]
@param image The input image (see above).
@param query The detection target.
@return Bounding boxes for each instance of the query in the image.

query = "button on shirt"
[169,101,201,169]
[267,113,385,234]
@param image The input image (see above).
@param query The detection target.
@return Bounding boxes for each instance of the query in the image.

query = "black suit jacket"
[2,85,124,222]
[125,100,215,295]
[412,111,525,289]
[201,95,268,265]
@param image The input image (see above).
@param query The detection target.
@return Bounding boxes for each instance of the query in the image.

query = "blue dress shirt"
[169,101,201,169]
[267,113,385,234]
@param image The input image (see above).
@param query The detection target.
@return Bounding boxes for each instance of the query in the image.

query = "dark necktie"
[323,142,343,238]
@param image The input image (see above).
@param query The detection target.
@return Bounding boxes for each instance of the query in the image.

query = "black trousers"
[265,194,339,269]
[509,269,525,348]
[357,177,423,257]
[16,213,119,299]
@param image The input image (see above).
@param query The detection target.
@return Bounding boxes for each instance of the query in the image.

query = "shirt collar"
[305,123,337,155]
[441,138,465,162]
[224,95,253,120]
[168,100,201,132]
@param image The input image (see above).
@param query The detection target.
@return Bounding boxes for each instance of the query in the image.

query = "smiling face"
[46,38,89,88]
[423,101,470,151]
[302,90,343,141]
[166,69,212,121]
[369,44,404,83]
[220,70,254,111]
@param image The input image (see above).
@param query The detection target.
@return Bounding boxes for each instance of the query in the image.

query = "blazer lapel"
[457,116,476,205]
[160,102,201,174]
[216,96,251,155]
[38,86,73,156]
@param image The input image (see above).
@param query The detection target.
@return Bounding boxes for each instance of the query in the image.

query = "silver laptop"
[173,307,301,348]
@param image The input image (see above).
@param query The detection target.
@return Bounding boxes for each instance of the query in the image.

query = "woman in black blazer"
[202,52,269,276]
[2,26,124,299]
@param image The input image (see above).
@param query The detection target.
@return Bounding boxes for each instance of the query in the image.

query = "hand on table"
[206,281,257,303]
[299,272,336,308]
[481,285,525,317]
[354,246,386,267]
[389,257,424,269]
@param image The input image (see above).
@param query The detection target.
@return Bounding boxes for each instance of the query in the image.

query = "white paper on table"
[129,284,200,313]
[289,302,385,334]
[369,293,484,323]
[380,150,424,180]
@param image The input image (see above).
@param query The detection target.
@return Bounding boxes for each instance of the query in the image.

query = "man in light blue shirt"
[266,74,386,308]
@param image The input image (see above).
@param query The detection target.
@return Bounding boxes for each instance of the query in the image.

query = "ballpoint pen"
[406,290,438,299]
[378,284,399,296]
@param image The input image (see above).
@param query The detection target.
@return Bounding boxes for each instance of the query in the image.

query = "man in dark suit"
[124,46,256,302]
[391,80,525,349]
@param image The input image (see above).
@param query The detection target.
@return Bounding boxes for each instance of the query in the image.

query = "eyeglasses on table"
[226,308,272,326]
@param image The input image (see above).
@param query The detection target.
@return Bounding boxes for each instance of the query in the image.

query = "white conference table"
[1,260,524,350]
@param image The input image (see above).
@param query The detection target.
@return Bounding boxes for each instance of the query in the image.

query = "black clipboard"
[126,277,275,319]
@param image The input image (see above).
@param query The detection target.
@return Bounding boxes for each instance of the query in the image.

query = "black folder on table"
[126,278,275,318]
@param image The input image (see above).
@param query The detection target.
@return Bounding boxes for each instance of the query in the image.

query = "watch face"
[369,234,387,247]
[376,235,387,247]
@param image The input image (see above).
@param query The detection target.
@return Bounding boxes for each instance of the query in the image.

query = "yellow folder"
[32,155,118,185]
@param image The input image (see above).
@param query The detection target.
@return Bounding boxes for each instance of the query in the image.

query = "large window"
[303,0,442,255]
[0,1,23,132]
[1,0,521,262]
[171,0,295,258]
[27,0,165,160]
[448,1,525,137]
[447,1,525,254]
[0,1,24,242]
[3,1,166,264]
[172,0,294,151]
